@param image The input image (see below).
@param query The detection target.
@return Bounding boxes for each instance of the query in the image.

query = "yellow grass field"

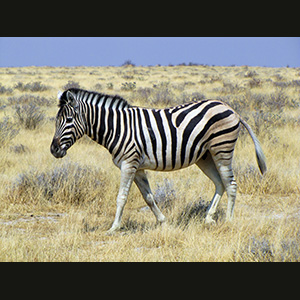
[0,64,299,261]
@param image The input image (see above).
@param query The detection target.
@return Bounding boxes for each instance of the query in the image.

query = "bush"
[121,82,136,91]
[0,83,13,94]
[15,81,49,92]
[244,70,258,78]
[122,59,135,67]
[63,81,80,90]
[14,104,45,130]
[0,117,19,147]
[132,85,207,107]
[279,239,300,262]
[93,83,102,91]
[10,162,106,205]
[8,94,51,107]
[251,110,284,138]
[131,87,154,103]
[237,237,274,262]
[131,84,175,106]
[149,82,175,106]
[220,81,244,94]
[178,92,206,104]
[154,178,177,211]
[106,82,114,90]
[10,144,29,154]
[222,89,299,114]
[248,78,261,88]
[235,236,300,262]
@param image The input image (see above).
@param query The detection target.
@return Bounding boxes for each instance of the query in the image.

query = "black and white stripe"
[51,88,266,232]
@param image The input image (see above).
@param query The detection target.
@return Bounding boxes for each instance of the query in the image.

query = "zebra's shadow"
[176,199,225,228]
[82,216,153,234]
[82,200,225,234]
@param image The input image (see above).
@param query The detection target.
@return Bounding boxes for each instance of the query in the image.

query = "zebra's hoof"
[106,225,120,235]
[204,216,216,225]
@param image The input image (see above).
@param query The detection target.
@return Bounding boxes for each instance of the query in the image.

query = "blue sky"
[0,37,299,68]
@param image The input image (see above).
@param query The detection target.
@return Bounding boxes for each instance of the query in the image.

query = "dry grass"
[0,64,299,261]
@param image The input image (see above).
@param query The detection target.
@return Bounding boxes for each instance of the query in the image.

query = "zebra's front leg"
[107,162,137,234]
[134,170,166,225]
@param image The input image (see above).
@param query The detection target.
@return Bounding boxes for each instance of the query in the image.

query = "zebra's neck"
[80,90,131,150]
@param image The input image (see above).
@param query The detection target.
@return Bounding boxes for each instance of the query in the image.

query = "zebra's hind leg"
[134,170,166,225]
[212,157,237,222]
[196,151,225,224]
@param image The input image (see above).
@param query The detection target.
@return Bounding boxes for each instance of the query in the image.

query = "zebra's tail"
[240,118,267,175]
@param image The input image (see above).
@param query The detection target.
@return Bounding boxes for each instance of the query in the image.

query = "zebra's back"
[128,99,241,171]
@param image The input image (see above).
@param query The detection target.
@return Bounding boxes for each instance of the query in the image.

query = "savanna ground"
[0,63,299,261]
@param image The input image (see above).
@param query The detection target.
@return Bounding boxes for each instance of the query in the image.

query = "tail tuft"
[254,138,267,175]
[240,118,267,175]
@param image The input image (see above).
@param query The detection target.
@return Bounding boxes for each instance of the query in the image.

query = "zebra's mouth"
[50,139,68,158]
[51,148,67,158]
[51,146,67,158]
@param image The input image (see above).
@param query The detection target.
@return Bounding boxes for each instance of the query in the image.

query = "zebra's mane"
[58,88,131,109]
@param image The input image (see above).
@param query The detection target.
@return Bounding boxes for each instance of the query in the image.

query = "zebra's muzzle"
[50,138,67,158]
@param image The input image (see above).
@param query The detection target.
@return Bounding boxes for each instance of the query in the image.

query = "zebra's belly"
[138,149,205,172]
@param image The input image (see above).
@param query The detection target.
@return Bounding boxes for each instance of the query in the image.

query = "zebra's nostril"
[50,144,57,155]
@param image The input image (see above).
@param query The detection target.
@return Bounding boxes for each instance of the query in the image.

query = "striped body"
[67,89,240,170]
[51,88,266,232]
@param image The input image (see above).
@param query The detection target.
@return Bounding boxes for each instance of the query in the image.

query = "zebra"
[51,88,267,233]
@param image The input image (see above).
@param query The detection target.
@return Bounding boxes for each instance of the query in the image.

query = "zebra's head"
[51,89,86,158]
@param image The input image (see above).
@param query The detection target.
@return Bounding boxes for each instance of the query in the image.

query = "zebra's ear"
[57,90,63,100]
[66,90,78,108]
